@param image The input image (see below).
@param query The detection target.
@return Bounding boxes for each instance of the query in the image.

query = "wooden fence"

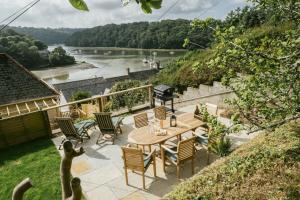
[0,111,51,149]
[44,84,154,130]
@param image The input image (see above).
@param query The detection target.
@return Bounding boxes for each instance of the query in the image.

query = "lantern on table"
[170,113,177,127]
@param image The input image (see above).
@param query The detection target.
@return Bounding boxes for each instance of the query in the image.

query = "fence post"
[148,85,154,108]
[97,97,103,112]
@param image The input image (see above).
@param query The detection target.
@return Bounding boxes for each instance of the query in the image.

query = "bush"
[106,80,147,112]
[70,90,91,101]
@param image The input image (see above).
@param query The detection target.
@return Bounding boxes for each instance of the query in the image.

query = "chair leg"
[142,171,145,190]
[153,156,157,177]
[124,168,129,186]
[176,164,180,179]
[148,145,152,152]
[161,148,166,172]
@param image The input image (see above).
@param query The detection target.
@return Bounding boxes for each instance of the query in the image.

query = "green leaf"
[140,0,152,13]
[69,0,89,11]
[148,0,162,9]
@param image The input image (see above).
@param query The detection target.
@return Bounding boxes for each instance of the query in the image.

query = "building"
[0,53,59,119]
[0,53,60,148]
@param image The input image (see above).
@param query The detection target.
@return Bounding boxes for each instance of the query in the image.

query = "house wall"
[0,111,51,149]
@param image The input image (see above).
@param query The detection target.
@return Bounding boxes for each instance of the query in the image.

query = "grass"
[165,119,300,200]
[0,138,61,200]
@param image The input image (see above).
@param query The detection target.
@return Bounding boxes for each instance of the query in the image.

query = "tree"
[49,46,75,66]
[196,3,300,128]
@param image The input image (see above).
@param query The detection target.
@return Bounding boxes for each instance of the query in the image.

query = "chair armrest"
[161,145,177,155]
[144,149,156,161]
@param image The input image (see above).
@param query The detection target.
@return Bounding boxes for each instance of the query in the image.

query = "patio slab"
[52,104,257,200]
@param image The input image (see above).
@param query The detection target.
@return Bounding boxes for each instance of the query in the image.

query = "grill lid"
[154,84,172,92]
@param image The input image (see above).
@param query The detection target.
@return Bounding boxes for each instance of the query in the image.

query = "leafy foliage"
[0,29,48,68]
[68,0,161,14]
[49,46,75,66]
[65,19,215,49]
[105,80,148,112]
[70,90,91,101]
[151,50,224,93]
[207,22,300,128]
[68,0,89,11]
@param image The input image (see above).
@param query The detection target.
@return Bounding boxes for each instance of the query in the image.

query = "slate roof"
[0,53,59,106]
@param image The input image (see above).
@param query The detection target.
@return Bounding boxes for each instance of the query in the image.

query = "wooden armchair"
[55,117,92,149]
[162,137,196,178]
[121,146,156,189]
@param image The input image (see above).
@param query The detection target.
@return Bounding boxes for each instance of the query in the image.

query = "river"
[31,46,186,84]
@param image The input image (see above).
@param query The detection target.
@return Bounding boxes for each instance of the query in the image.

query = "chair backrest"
[205,103,218,116]
[178,137,195,161]
[134,112,149,128]
[154,106,167,120]
[94,112,114,130]
[121,147,144,172]
[55,117,78,138]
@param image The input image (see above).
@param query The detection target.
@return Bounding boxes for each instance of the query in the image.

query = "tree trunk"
[60,141,84,200]
[12,178,33,200]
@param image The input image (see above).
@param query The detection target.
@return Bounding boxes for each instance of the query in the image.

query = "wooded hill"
[64,19,216,49]
[11,27,83,45]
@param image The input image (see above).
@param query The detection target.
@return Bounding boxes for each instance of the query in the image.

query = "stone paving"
[52,105,257,200]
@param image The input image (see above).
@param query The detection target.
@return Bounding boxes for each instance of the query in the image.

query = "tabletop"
[128,113,205,145]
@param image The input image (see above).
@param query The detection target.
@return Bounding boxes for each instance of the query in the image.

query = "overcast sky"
[0,0,249,28]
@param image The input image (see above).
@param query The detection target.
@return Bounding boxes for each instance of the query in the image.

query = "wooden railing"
[44,84,154,130]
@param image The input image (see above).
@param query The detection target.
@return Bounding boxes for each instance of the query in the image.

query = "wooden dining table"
[128,113,206,153]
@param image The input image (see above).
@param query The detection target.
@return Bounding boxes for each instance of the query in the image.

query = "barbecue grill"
[153,84,176,112]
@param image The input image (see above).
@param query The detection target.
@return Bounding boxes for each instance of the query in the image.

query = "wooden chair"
[133,112,151,151]
[194,127,219,164]
[154,106,167,120]
[55,117,91,149]
[94,112,124,144]
[121,145,156,189]
[133,112,149,128]
[162,136,196,178]
[205,103,218,116]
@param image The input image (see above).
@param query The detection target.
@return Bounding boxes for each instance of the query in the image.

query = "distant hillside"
[11,27,84,45]
[65,19,217,49]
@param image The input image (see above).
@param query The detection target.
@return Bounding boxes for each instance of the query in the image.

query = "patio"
[52,104,257,200]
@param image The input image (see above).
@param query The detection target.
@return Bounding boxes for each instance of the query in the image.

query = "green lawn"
[0,138,61,200]
[165,120,300,200]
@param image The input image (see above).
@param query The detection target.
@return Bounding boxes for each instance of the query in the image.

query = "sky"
[0,0,249,28]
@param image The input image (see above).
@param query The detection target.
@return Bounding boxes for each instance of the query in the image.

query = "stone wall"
[174,81,235,108]
[53,68,158,101]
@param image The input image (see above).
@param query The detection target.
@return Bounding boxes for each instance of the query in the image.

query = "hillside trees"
[65,19,215,49]
[197,0,300,128]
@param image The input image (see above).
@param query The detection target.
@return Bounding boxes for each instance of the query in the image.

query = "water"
[32,46,186,84]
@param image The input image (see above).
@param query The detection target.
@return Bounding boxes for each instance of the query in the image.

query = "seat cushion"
[165,146,178,162]
[74,119,95,134]
[143,153,153,169]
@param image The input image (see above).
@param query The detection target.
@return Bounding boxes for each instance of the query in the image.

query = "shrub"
[107,80,148,112]
[70,90,91,101]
